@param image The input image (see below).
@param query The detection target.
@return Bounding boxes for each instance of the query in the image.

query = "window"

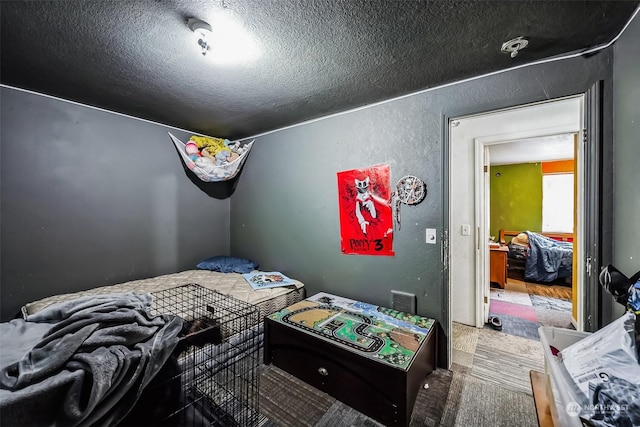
[542,173,574,232]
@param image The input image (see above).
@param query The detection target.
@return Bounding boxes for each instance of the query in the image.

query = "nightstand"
[489,246,509,288]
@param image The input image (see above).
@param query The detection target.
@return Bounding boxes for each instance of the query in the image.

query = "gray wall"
[0,27,628,361]
[230,51,614,365]
[1,87,230,320]
[613,15,640,316]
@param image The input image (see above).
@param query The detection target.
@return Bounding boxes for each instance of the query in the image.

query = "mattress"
[21,270,305,319]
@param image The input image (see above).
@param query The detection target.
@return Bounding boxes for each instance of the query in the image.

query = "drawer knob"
[318,367,328,376]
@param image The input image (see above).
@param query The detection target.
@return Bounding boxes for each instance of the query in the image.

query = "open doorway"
[448,95,592,372]
[449,95,584,329]
[446,81,609,372]
[485,134,577,339]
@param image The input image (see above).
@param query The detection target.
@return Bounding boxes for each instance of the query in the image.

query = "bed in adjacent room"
[499,229,573,284]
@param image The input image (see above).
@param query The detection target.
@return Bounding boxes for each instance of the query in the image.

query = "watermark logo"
[565,401,581,417]
[565,402,629,418]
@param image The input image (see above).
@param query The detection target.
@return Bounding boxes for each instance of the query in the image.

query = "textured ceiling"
[1,1,638,140]
[489,134,575,165]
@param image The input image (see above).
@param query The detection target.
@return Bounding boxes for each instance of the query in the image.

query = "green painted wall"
[489,163,542,241]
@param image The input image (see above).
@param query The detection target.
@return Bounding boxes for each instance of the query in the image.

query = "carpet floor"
[445,372,537,427]
[253,277,556,426]
[259,364,454,427]
[258,335,541,427]
[450,322,544,426]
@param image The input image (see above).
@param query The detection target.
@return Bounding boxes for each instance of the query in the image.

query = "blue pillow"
[196,256,258,274]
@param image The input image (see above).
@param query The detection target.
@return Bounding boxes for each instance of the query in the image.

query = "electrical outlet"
[425,228,437,244]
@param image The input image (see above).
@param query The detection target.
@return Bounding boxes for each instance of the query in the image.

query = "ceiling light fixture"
[186,13,260,65]
[187,18,213,56]
[501,36,529,58]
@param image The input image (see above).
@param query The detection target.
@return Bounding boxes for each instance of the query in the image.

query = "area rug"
[488,299,538,321]
[258,364,453,426]
[487,286,574,339]
[530,295,571,311]
[484,312,541,339]
[485,298,540,339]
[530,295,573,329]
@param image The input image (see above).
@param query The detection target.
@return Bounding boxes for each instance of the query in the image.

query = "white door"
[476,143,491,324]
[449,96,583,327]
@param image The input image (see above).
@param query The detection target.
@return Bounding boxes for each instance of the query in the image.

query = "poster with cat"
[336,164,394,256]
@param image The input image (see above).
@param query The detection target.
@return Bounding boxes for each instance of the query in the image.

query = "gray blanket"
[0,293,182,426]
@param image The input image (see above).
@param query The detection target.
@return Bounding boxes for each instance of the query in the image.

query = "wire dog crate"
[127,284,262,426]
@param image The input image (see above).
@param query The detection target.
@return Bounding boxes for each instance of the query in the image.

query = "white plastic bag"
[559,312,640,425]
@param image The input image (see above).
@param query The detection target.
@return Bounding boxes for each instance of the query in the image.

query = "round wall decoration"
[393,175,427,229]
[395,175,426,205]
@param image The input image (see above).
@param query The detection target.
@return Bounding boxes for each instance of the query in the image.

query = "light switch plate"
[461,224,471,236]
[425,228,437,244]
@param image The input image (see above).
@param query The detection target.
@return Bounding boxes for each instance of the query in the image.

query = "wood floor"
[500,276,572,299]
[524,281,572,300]
[504,270,573,299]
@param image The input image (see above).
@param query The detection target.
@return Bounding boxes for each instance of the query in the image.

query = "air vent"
[391,291,416,314]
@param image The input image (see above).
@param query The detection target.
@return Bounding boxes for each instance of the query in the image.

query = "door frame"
[444,82,612,368]
[583,81,606,332]
[445,94,592,370]
[473,124,584,328]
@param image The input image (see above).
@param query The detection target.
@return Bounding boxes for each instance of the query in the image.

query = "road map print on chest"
[337,164,394,256]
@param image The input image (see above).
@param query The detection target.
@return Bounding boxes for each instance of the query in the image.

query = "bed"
[3,269,305,425]
[499,229,573,284]
[21,269,305,319]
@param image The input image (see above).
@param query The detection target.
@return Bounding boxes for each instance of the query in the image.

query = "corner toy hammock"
[169,132,255,182]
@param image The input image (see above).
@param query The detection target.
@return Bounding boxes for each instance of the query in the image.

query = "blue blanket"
[524,231,573,283]
[0,293,182,426]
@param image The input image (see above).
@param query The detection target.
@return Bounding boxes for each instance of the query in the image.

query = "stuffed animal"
[190,135,231,158]
[185,141,201,161]
[215,150,231,165]
[194,156,216,175]
[201,148,216,162]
